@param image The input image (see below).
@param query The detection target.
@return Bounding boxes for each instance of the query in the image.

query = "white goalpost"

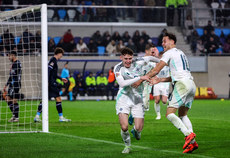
[0,4,48,133]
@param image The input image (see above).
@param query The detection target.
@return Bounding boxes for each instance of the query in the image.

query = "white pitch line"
[192,117,230,123]
[50,132,214,158]
[144,113,230,123]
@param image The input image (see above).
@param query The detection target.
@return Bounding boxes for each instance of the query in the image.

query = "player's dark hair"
[164,32,177,44]
[145,43,156,50]
[54,47,64,55]
[64,61,69,66]
[120,47,134,56]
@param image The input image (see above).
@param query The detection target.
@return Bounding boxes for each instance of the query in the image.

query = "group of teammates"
[114,32,198,154]
[3,32,198,154]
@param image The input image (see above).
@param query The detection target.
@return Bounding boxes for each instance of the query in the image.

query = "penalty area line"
[50,132,214,158]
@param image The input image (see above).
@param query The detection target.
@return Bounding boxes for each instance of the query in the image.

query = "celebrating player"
[114,47,159,154]
[128,43,159,125]
[3,51,22,122]
[146,33,198,153]
[34,47,71,122]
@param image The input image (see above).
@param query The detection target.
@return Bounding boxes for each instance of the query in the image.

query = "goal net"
[0,4,48,133]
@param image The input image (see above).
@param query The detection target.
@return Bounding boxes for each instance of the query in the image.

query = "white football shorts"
[116,93,144,118]
[153,82,170,97]
[168,79,196,109]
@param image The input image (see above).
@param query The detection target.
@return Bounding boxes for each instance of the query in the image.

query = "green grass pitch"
[0,99,230,158]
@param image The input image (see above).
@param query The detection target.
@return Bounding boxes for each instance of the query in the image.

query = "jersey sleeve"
[16,61,22,82]
[6,61,22,86]
[116,75,140,88]
[160,50,171,64]
[143,56,160,63]
[114,64,140,88]
[6,75,12,86]
[48,61,54,81]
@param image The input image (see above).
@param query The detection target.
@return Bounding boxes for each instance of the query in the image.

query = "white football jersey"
[142,61,156,93]
[114,56,159,95]
[156,65,170,87]
[161,48,193,82]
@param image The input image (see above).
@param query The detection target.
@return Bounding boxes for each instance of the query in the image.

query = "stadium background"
[0,1,230,158]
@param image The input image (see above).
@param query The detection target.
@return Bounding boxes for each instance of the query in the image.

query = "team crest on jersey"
[119,108,123,111]
[136,67,140,72]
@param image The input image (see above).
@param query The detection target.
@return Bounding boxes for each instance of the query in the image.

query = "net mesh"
[0,6,43,133]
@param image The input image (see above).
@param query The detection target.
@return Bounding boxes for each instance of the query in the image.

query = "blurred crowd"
[48,29,158,56]
[185,20,230,55]
[0,27,166,56]
[0,29,41,56]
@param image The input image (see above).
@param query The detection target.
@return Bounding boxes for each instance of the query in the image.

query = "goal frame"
[0,4,48,133]
[41,4,49,133]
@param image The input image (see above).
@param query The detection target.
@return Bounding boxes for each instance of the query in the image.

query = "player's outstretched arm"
[140,75,151,83]
[143,56,160,63]
[131,79,143,88]
[116,75,141,88]
[131,75,151,88]
[150,76,172,85]
[147,60,167,78]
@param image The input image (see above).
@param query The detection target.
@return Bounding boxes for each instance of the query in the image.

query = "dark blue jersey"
[48,57,61,87]
[6,60,22,89]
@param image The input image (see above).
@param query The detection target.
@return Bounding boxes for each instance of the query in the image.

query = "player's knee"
[162,100,167,104]
[121,125,128,132]
[166,112,172,118]
[134,125,143,132]
[155,100,160,104]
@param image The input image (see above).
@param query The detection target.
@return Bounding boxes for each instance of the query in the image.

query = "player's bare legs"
[161,95,168,104]
[154,96,161,120]
[56,96,62,102]
[119,113,131,153]
[131,118,144,140]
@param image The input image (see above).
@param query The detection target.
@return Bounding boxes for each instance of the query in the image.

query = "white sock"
[154,103,160,114]
[180,115,195,143]
[180,115,193,133]
[167,113,190,136]
[121,129,131,146]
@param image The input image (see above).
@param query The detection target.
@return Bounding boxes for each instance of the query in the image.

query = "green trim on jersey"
[185,101,192,109]
[173,85,184,107]
[171,59,178,71]
[115,88,125,107]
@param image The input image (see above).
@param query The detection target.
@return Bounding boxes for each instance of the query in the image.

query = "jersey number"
[180,54,190,71]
